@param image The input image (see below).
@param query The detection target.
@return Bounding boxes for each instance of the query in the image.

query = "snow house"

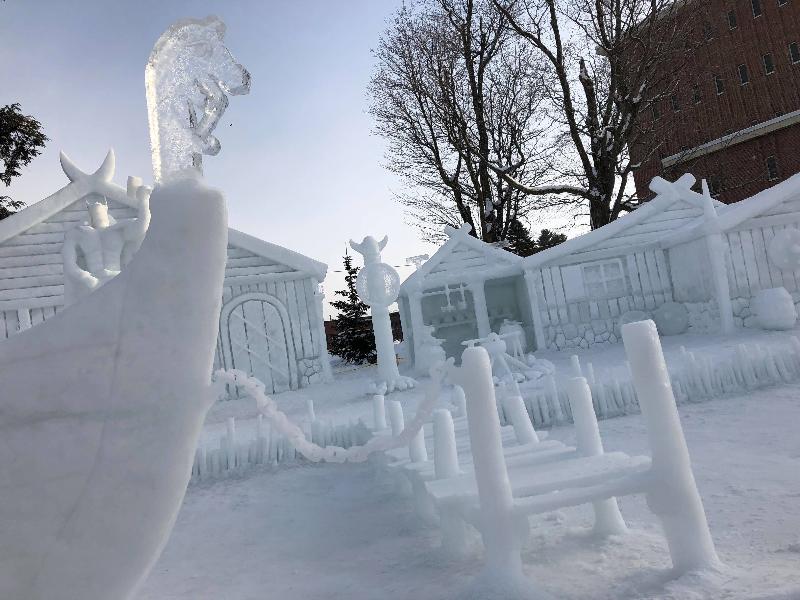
[400,172,800,369]
[0,150,332,393]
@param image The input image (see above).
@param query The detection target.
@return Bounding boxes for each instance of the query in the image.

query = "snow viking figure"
[61,152,151,305]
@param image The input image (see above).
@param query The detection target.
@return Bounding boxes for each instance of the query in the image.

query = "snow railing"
[506,334,800,430]
[190,413,371,483]
[396,321,720,594]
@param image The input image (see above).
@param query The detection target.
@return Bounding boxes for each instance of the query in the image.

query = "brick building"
[630,0,800,203]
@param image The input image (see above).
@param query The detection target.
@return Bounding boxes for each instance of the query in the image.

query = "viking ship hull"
[0,176,227,600]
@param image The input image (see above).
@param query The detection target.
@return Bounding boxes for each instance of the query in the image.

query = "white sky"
[1,0,580,318]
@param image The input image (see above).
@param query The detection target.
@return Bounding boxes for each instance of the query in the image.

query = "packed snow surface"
[138,380,800,599]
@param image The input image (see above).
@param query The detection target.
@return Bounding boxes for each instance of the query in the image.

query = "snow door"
[221,293,299,394]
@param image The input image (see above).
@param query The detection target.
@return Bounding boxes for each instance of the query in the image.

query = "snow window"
[582,260,626,299]
[714,74,725,95]
[752,0,763,16]
[763,53,775,74]
[727,10,738,29]
[790,42,800,64]
[767,156,779,181]
[738,64,750,85]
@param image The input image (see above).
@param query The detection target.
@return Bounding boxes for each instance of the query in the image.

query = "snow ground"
[137,384,800,599]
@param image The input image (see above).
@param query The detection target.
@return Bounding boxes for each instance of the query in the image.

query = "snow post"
[503,395,539,445]
[388,400,405,437]
[409,427,428,464]
[449,346,538,596]
[701,180,734,335]
[433,409,459,479]
[451,385,467,417]
[544,374,564,423]
[622,320,721,574]
[565,377,627,536]
[372,394,387,430]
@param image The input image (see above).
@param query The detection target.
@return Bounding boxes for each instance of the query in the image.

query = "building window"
[709,177,723,195]
[670,93,681,111]
[778,0,788,6]
[702,22,714,40]
[791,42,800,63]
[738,64,750,85]
[692,84,702,104]
[714,74,725,94]
[727,10,738,28]
[752,0,763,16]
[583,260,627,298]
[763,53,775,74]
[767,156,779,180]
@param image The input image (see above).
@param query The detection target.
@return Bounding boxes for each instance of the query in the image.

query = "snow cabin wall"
[0,198,137,339]
[531,247,674,351]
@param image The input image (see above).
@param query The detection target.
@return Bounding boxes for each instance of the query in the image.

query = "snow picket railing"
[394,320,721,594]
[505,333,800,431]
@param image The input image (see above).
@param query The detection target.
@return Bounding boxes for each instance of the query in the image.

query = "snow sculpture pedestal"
[0,176,228,600]
[350,235,415,393]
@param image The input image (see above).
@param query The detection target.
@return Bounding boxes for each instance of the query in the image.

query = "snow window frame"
[581,259,627,300]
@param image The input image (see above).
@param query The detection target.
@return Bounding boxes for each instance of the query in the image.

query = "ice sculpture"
[767,228,800,271]
[61,151,151,305]
[145,15,251,181]
[0,176,228,600]
[350,235,416,393]
[753,287,797,330]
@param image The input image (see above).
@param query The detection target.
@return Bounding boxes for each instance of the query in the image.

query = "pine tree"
[329,254,377,364]
[505,217,538,257]
[534,229,567,253]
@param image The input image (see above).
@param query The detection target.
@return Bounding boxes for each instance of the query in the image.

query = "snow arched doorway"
[220,292,299,394]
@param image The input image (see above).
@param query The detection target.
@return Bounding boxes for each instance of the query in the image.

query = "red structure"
[631,0,800,203]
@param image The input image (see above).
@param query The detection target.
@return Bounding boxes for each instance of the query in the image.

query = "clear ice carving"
[145,15,251,182]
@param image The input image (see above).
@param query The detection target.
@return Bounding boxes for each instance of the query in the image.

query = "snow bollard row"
[565,377,627,537]
[622,320,722,574]
[213,364,446,464]
[448,347,550,599]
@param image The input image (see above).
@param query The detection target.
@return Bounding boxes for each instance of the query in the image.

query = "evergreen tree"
[534,229,568,253]
[329,254,377,364]
[0,103,48,219]
[505,217,538,257]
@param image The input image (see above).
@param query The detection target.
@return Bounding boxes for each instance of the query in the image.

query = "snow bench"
[391,320,721,586]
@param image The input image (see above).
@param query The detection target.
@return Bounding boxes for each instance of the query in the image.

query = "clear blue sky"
[1,0,440,318]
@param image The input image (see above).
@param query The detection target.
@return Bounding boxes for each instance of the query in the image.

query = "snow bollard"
[586,362,596,387]
[448,346,543,598]
[409,427,428,463]
[225,417,237,470]
[570,354,582,377]
[622,320,721,574]
[306,398,316,423]
[372,393,387,430]
[503,395,540,445]
[433,409,460,479]
[544,374,564,423]
[565,377,627,537]
[452,385,467,417]
[388,400,405,436]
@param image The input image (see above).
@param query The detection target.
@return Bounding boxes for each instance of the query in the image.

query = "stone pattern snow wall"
[531,247,674,351]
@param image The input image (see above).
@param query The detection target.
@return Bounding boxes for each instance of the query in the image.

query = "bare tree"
[369,0,566,244]
[493,0,696,229]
